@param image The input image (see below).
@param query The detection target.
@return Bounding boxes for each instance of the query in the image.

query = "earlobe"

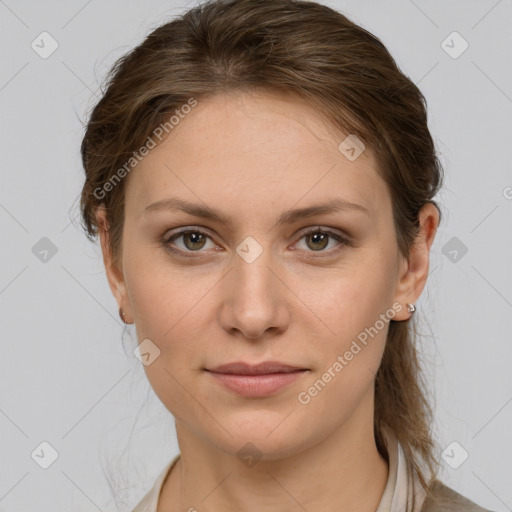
[392,203,439,321]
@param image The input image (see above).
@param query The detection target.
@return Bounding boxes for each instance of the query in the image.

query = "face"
[99,90,424,460]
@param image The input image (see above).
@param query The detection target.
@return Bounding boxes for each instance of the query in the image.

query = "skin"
[96,89,439,512]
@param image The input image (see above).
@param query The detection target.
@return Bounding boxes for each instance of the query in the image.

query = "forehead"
[125,91,390,222]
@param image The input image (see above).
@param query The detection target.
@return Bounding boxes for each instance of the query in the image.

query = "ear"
[392,202,439,321]
[96,205,132,324]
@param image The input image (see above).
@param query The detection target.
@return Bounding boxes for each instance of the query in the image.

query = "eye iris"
[184,232,206,250]
[306,232,328,251]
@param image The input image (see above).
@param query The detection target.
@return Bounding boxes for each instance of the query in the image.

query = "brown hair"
[79,0,443,498]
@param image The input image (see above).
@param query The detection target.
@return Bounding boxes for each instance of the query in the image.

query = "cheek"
[302,251,396,389]
[295,275,392,421]
[123,243,217,341]
[308,257,396,342]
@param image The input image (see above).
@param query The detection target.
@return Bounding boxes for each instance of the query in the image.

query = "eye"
[293,227,350,255]
[161,226,351,258]
[162,228,216,257]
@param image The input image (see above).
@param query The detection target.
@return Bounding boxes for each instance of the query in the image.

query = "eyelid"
[298,226,352,244]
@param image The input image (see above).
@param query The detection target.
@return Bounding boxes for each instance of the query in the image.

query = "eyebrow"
[143,197,369,228]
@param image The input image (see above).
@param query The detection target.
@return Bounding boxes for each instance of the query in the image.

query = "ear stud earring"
[406,303,416,314]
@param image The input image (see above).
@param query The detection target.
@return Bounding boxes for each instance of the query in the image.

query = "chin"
[206,415,312,461]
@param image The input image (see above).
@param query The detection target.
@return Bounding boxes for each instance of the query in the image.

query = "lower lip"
[206,370,307,398]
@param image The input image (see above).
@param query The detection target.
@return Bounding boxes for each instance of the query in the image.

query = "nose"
[218,245,290,341]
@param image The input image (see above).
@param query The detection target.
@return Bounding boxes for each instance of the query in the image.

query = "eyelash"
[161,227,351,259]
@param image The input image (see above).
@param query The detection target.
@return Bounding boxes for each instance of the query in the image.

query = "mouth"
[205,360,308,375]
[204,361,309,397]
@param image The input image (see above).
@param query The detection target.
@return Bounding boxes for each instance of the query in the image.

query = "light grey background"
[1,0,511,511]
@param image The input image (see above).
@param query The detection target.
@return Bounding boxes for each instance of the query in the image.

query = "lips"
[206,361,307,375]
[205,361,308,398]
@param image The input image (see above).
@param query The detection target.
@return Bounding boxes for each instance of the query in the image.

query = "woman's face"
[101,90,426,459]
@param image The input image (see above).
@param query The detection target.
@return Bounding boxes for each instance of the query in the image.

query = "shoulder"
[421,479,495,512]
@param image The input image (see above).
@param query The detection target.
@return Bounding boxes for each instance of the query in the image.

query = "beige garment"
[132,453,180,512]
[130,429,493,512]
[376,427,427,512]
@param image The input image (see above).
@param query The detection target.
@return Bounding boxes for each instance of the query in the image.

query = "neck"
[158,391,389,512]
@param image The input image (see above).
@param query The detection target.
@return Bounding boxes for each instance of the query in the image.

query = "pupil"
[309,232,327,250]
[187,232,204,249]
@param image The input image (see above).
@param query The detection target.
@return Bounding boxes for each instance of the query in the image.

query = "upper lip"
[206,361,307,375]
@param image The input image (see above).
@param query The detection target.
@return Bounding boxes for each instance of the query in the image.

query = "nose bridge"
[233,234,278,303]
[219,233,288,338]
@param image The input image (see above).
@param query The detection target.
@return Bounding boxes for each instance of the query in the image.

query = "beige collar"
[377,427,428,512]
